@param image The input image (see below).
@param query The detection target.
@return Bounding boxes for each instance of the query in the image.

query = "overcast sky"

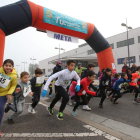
[1,0,140,75]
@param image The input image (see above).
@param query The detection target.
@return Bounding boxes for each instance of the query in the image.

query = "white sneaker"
[28,105,32,113]
[31,109,36,114]
[83,105,91,111]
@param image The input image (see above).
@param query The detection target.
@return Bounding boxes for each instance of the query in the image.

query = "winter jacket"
[99,73,111,90]
[0,67,17,97]
[122,66,129,73]
[53,64,63,74]
[75,66,86,74]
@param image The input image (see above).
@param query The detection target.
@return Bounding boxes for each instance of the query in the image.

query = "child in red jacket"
[71,71,97,116]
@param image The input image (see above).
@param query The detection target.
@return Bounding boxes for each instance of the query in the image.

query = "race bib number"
[82,90,86,95]
[0,73,11,88]
[23,84,31,97]
[105,80,109,85]
[36,76,44,84]
[61,80,71,86]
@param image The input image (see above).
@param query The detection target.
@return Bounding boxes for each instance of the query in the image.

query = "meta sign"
[47,30,79,43]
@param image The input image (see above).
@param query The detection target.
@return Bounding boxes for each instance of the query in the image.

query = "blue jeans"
[0,96,7,128]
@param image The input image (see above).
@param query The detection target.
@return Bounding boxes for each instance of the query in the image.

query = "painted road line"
[1,133,99,138]
[84,125,121,140]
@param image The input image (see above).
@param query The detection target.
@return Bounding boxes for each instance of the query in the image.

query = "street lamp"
[22,61,27,71]
[15,65,20,76]
[55,44,65,59]
[121,18,133,67]
[30,57,36,76]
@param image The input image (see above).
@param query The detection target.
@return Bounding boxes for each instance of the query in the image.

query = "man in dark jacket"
[53,61,63,74]
[122,63,129,73]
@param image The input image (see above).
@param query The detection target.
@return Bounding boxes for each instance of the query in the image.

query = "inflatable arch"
[0,0,116,72]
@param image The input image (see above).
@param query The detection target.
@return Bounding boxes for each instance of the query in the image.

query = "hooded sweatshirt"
[0,67,17,97]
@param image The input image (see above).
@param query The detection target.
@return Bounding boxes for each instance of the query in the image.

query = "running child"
[5,72,33,124]
[28,68,46,113]
[41,60,80,120]
[99,68,112,108]
[71,71,97,116]
[111,73,130,104]
[0,59,17,136]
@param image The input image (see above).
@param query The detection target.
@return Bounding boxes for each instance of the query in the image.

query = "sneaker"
[68,101,72,106]
[110,96,114,102]
[49,94,52,98]
[7,118,14,124]
[31,109,36,114]
[113,101,119,104]
[83,105,91,111]
[28,105,33,113]
[72,111,76,116]
[5,103,11,113]
[133,99,140,103]
[99,103,103,108]
[57,112,63,120]
[47,107,53,115]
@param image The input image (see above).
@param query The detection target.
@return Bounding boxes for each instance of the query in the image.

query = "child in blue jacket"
[111,73,130,104]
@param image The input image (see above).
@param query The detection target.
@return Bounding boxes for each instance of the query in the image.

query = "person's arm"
[89,82,97,91]
[7,75,17,95]
[82,67,87,71]
[44,71,63,90]
[30,78,35,91]
[82,81,96,96]
[43,80,46,85]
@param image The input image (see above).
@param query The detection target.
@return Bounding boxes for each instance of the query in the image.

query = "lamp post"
[15,65,20,76]
[22,61,27,71]
[55,44,65,59]
[121,18,132,67]
[30,57,36,76]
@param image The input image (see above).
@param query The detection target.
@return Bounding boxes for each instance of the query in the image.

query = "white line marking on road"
[84,125,121,140]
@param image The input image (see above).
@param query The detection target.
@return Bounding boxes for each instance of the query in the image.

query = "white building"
[39,27,140,76]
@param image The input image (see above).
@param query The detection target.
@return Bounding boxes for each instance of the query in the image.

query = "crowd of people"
[0,59,140,136]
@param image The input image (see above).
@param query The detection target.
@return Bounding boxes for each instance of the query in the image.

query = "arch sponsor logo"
[43,7,87,34]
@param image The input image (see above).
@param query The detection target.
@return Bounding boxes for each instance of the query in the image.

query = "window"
[117,38,134,48]
[48,61,52,64]
[87,49,95,55]
[42,69,45,75]
[48,69,51,72]
[110,43,114,49]
[117,56,136,64]
[138,36,140,43]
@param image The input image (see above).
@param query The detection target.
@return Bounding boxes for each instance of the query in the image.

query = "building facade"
[39,27,140,76]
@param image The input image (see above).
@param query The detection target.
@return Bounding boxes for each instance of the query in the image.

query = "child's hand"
[15,87,20,94]
[29,92,33,96]
[6,94,12,100]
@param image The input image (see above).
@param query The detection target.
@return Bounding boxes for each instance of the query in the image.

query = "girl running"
[0,59,17,136]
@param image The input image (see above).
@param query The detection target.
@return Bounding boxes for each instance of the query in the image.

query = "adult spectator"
[53,61,63,74]
[122,63,129,73]
[131,63,137,71]
[75,63,86,74]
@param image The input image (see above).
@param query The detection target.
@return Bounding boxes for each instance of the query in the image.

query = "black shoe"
[99,103,103,108]
[5,103,11,113]
[7,119,14,124]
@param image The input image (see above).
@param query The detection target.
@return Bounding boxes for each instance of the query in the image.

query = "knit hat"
[106,67,112,72]
[58,61,62,64]
[113,71,117,74]
[78,63,82,66]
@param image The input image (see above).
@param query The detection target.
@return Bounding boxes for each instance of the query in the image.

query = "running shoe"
[47,107,53,115]
[7,119,14,124]
[5,103,11,113]
[110,96,113,102]
[83,105,91,111]
[57,112,63,120]
[72,111,76,117]
[28,105,33,113]
[99,103,103,108]
[31,109,36,114]
[49,94,52,98]
[133,99,140,103]
[113,101,119,104]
